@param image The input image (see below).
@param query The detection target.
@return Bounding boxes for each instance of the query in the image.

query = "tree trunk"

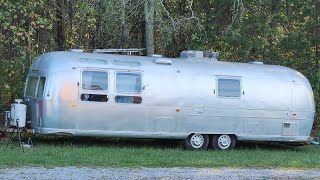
[56,0,65,50]
[315,1,320,69]
[144,0,155,55]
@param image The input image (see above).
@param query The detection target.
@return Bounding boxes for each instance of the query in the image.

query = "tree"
[144,0,155,55]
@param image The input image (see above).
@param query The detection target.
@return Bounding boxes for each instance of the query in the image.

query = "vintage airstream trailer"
[21,50,315,150]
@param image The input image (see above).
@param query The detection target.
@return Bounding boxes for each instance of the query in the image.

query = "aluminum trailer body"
[24,51,315,149]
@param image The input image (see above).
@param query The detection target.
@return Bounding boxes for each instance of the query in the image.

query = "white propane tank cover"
[180,50,204,58]
[15,99,23,103]
[10,99,27,127]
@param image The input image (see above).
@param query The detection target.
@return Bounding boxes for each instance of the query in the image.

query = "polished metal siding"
[27,51,315,142]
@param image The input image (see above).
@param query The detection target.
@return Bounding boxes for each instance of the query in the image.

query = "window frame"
[24,76,47,99]
[36,76,46,99]
[115,71,143,94]
[216,76,242,99]
[81,70,109,92]
[24,76,39,98]
[80,93,109,102]
[114,95,142,104]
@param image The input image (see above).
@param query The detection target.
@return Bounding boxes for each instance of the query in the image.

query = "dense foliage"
[0,0,319,132]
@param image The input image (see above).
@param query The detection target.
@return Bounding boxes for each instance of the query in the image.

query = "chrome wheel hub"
[190,134,204,148]
[218,135,231,149]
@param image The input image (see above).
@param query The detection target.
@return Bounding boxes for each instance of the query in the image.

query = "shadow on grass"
[20,134,183,149]
[11,133,306,152]
[236,141,304,151]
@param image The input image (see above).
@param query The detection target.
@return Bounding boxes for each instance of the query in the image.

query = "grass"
[0,134,320,169]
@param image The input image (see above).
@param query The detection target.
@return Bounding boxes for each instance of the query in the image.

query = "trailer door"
[203,76,243,133]
[77,70,110,131]
[24,76,46,128]
[110,72,146,132]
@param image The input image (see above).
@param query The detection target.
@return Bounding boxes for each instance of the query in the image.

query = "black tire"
[210,134,236,150]
[184,134,209,150]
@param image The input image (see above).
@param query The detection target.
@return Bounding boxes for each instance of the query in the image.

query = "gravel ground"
[0,167,320,180]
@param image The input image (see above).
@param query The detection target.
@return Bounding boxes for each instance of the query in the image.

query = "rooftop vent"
[69,49,84,52]
[210,52,219,59]
[180,50,204,58]
[154,58,172,65]
[250,61,264,65]
[180,50,219,61]
[150,54,163,57]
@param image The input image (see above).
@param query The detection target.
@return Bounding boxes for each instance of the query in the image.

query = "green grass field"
[1,135,320,168]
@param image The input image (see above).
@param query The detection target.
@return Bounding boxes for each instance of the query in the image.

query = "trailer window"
[25,76,38,97]
[116,73,141,93]
[81,94,108,102]
[115,96,142,104]
[82,71,108,91]
[218,79,241,97]
[36,77,46,98]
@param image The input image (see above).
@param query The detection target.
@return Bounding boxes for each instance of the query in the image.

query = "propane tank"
[10,99,27,128]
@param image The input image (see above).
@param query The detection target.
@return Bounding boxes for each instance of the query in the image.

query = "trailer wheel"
[0,130,5,137]
[184,134,209,150]
[211,134,236,150]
